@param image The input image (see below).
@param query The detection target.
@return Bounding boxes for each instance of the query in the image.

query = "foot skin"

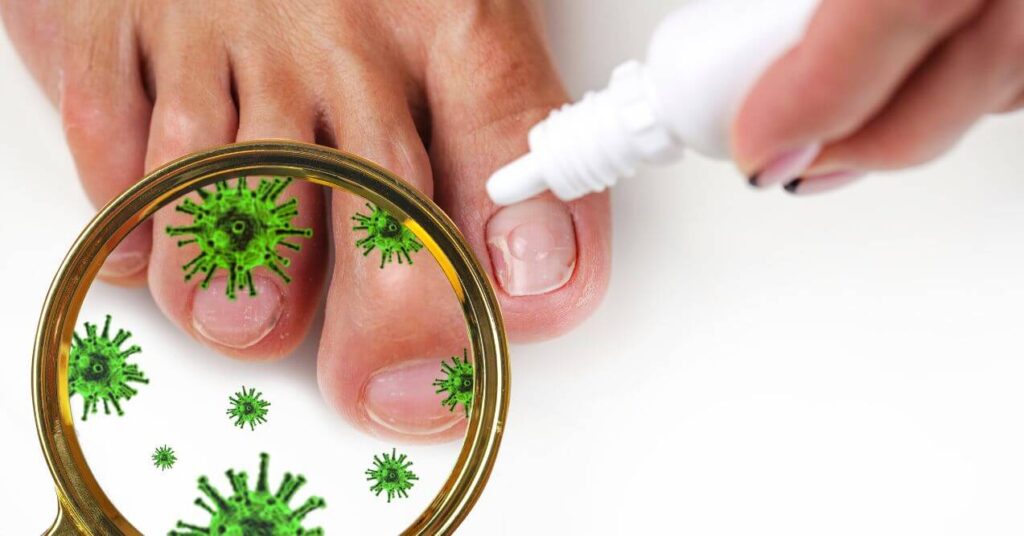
[1,0,611,441]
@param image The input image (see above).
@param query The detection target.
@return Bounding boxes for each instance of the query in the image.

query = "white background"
[4,1,1024,534]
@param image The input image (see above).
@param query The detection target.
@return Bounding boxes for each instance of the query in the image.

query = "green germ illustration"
[351,203,424,268]
[170,452,326,536]
[166,177,313,299]
[69,315,149,421]
[153,445,177,471]
[227,386,271,431]
[433,349,473,417]
[365,448,419,503]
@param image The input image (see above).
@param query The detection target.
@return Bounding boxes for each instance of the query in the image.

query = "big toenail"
[191,276,282,349]
[364,359,463,436]
[98,231,149,278]
[486,197,577,297]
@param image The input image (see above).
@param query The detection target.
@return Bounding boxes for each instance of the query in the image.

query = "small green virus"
[352,203,424,268]
[227,386,271,431]
[365,448,419,503]
[153,445,177,471]
[69,315,149,421]
[166,177,313,299]
[170,452,325,536]
[433,349,473,417]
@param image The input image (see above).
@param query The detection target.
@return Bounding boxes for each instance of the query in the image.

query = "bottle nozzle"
[487,152,548,206]
[484,60,684,206]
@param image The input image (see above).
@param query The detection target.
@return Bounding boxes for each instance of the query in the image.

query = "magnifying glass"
[33,141,510,534]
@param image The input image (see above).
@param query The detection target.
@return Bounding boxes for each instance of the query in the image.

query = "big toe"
[426,5,612,341]
[319,7,612,442]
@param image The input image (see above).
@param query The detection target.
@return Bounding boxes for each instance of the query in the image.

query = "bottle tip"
[486,153,549,205]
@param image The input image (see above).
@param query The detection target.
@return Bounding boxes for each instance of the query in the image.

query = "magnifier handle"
[44,504,83,536]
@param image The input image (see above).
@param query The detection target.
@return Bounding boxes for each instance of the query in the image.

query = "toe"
[426,4,611,341]
[58,3,152,284]
[2,0,64,104]
[212,50,329,356]
[144,28,328,359]
[315,54,470,442]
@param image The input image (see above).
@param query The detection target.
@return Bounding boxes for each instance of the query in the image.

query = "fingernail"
[191,276,283,349]
[364,358,463,436]
[749,143,822,188]
[486,197,577,297]
[784,171,865,196]
[98,230,149,279]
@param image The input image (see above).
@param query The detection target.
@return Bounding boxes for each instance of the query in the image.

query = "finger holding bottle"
[734,0,1024,196]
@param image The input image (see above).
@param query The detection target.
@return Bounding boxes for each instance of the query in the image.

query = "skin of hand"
[735,0,1024,195]
[0,0,611,442]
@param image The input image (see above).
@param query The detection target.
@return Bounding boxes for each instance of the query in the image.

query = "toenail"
[364,358,463,436]
[191,276,283,349]
[98,231,149,279]
[486,197,577,297]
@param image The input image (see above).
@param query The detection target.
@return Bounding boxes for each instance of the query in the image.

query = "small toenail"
[486,197,577,297]
[98,231,149,279]
[191,276,283,349]
[364,359,463,436]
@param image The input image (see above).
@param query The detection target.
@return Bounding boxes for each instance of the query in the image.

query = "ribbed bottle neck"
[527,61,684,201]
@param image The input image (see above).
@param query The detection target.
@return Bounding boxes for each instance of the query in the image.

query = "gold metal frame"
[32,140,510,535]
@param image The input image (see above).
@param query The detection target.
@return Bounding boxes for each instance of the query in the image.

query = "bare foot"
[1,0,611,441]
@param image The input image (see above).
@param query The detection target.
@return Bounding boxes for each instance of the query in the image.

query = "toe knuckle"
[152,103,204,151]
[456,47,561,135]
[60,88,118,153]
[324,45,376,84]
[432,4,565,132]
[156,99,197,128]
[152,99,235,152]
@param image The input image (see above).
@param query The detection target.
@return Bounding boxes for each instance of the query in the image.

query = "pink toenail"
[98,230,149,278]
[486,197,577,297]
[191,276,283,349]
[364,359,463,436]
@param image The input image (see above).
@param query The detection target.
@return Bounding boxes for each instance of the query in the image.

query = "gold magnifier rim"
[32,140,510,535]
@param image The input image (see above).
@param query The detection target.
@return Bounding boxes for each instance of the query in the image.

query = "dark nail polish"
[783,178,802,193]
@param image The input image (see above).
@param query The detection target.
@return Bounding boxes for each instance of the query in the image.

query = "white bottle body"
[486,0,820,205]
[647,0,819,159]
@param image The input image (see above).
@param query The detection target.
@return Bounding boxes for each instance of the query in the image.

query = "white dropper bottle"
[487,0,820,205]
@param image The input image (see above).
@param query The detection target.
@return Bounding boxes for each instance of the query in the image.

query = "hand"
[734,0,1024,194]
[0,0,610,441]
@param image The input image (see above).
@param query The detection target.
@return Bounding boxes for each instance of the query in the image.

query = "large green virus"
[352,203,423,268]
[153,445,177,471]
[170,452,326,535]
[365,448,419,503]
[227,386,271,431]
[69,315,149,421]
[166,177,313,299]
[433,349,473,417]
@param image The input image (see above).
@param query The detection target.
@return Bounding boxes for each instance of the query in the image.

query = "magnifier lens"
[63,168,479,533]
